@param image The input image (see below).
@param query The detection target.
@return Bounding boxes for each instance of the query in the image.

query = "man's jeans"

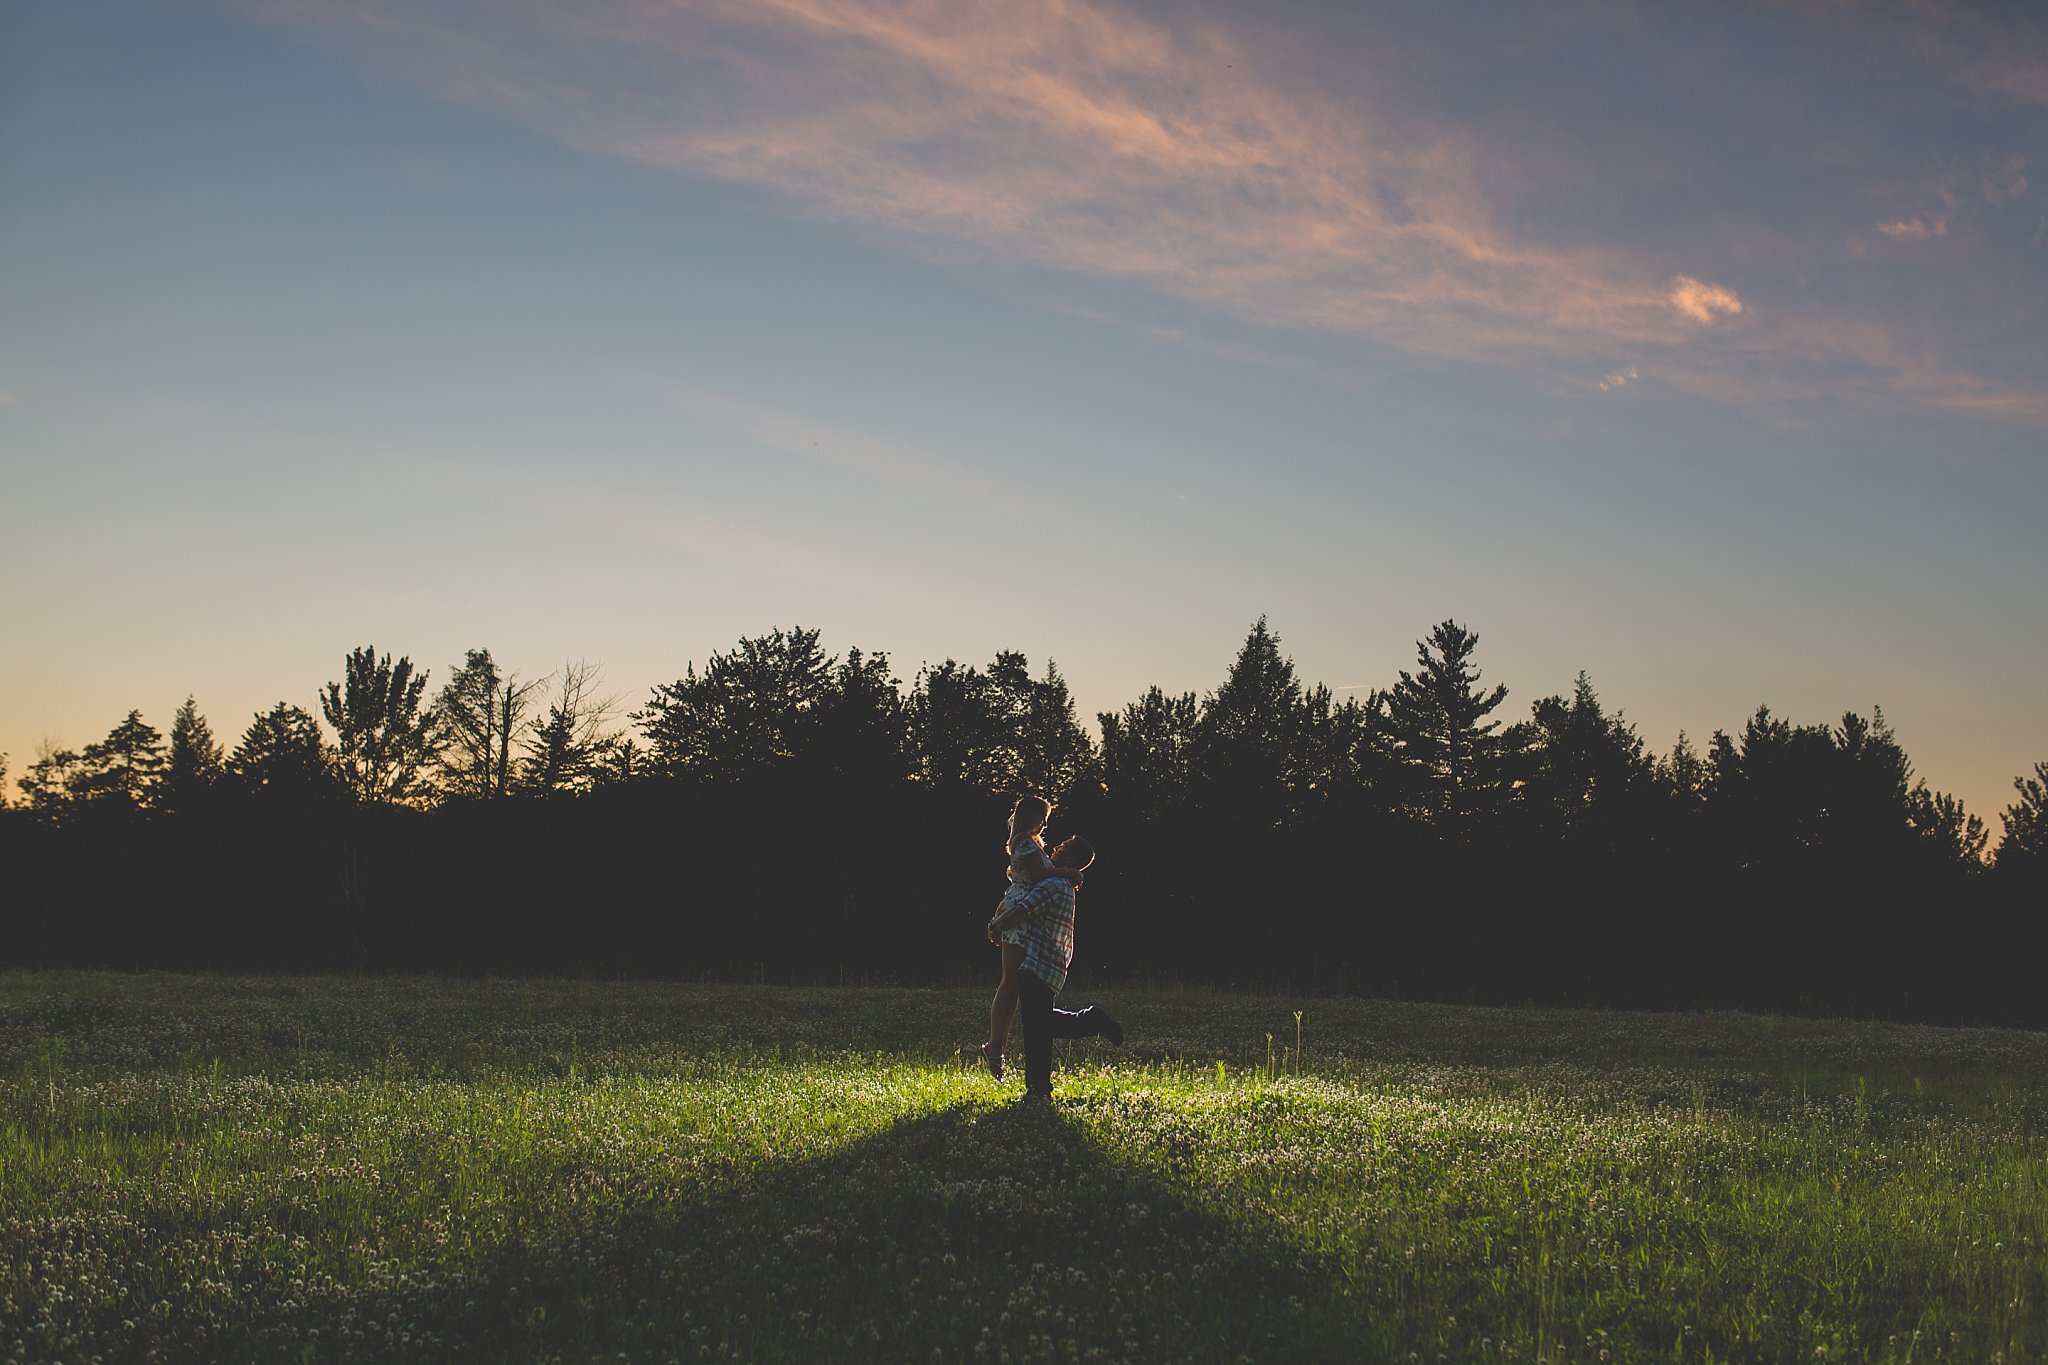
[1017,969,1108,1096]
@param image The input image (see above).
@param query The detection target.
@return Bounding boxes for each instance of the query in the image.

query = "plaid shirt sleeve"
[1011,875,1070,919]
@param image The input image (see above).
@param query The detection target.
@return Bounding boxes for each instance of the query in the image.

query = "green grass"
[2,974,2044,1363]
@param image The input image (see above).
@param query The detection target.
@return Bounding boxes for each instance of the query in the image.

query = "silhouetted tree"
[1378,621,1518,833]
[909,658,987,789]
[321,647,436,804]
[1194,617,1305,826]
[72,711,165,814]
[20,741,79,822]
[636,627,834,782]
[1657,732,1709,810]
[522,660,620,796]
[1900,784,1987,873]
[1521,673,1655,846]
[1708,707,1848,869]
[592,735,642,786]
[0,615,2034,1021]
[161,696,226,814]
[903,652,1090,800]
[1701,704,1933,1015]
[1829,708,1915,850]
[980,653,1039,788]
[812,648,912,788]
[434,648,536,800]
[1291,685,1382,814]
[1018,658,1096,800]
[229,703,334,800]
[1098,687,1200,823]
[908,660,999,793]
[1994,760,2048,882]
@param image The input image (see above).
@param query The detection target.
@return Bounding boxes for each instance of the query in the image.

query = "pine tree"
[1705,705,1924,872]
[162,696,226,814]
[1658,732,1709,809]
[321,647,436,804]
[1523,672,1653,842]
[229,703,334,799]
[1291,685,1343,803]
[1195,617,1305,824]
[73,711,166,812]
[1994,760,2048,881]
[1378,620,1515,831]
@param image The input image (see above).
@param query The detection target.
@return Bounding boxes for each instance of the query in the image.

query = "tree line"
[5,619,2043,1023]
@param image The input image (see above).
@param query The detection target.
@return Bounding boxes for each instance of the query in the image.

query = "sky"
[2,0,2045,830]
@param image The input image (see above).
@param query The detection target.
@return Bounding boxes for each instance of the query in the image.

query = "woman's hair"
[1007,795,1053,851]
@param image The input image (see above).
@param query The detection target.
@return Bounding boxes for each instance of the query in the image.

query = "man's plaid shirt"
[1008,876,1077,994]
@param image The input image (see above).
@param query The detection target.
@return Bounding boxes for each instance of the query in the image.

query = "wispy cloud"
[242,0,2046,426]
[1598,366,1639,392]
[253,0,1743,365]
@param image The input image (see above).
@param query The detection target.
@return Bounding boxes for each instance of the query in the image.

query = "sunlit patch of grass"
[2,973,2045,1362]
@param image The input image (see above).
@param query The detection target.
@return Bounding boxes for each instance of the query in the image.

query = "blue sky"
[2,0,2044,827]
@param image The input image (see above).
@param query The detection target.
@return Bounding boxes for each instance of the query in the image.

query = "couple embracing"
[977,794,1124,1099]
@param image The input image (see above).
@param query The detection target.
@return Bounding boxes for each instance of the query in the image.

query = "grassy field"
[1,974,2044,1364]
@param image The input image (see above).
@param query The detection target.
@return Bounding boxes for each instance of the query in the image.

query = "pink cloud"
[252,0,1744,369]
[1876,216,1949,241]
[1668,276,1745,325]
[240,0,2046,427]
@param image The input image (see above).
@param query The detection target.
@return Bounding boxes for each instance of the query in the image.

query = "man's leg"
[1056,1004,1124,1046]
[1022,975,1125,1096]
[1018,970,1056,1096]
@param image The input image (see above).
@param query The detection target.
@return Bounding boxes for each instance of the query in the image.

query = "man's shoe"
[1080,1007,1125,1046]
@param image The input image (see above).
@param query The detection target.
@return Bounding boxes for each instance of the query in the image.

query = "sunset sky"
[2,0,2044,828]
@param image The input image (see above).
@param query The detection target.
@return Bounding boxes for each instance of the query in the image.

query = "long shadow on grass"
[431,1097,1363,1364]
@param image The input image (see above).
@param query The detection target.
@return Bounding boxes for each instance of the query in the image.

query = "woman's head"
[1008,794,1053,842]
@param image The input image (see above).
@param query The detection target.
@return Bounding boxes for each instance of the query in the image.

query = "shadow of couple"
[433,1094,1372,1363]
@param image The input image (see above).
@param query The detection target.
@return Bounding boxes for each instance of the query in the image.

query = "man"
[986,836,1124,1099]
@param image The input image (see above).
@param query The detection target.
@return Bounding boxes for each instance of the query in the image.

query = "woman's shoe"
[978,1043,1005,1080]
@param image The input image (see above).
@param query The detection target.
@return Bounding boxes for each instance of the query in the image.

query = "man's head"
[1049,836,1095,872]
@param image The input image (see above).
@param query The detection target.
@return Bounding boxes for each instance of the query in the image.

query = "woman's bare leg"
[982,944,1026,1076]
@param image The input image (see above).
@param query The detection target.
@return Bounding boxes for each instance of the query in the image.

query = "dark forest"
[7,619,2044,1024]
